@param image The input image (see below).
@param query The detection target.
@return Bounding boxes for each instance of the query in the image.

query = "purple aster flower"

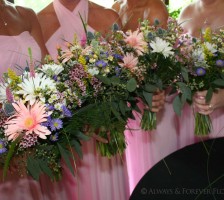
[196,67,206,76]
[0,140,7,154]
[53,75,58,81]
[85,56,90,62]
[96,60,107,68]
[49,118,63,131]
[100,51,109,57]
[61,105,72,117]
[216,59,224,67]
[41,115,52,127]
[46,104,54,111]
[115,66,121,76]
[113,54,123,60]
[50,133,59,142]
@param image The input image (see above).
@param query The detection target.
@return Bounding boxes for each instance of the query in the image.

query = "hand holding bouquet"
[183,28,224,135]
[57,32,138,158]
[118,18,188,130]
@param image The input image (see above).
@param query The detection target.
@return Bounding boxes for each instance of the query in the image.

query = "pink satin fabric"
[0,31,41,77]
[46,0,94,60]
[125,98,179,194]
[45,1,129,199]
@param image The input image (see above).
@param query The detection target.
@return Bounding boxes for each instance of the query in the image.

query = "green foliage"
[169,8,181,19]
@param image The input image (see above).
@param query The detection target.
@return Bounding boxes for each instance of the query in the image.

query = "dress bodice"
[0,31,41,77]
[46,0,95,61]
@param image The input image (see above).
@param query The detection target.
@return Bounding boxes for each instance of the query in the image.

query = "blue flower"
[46,104,54,111]
[49,118,63,131]
[96,60,107,68]
[61,105,72,117]
[115,66,121,76]
[196,67,206,76]
[100,51,109,58]
[113,54,123,60]
[53,75,58,81]
[50,133,59,142]
[85,56,90,62]
[0,140,7,154]
[41,116,52,127]
[216,59,224,67]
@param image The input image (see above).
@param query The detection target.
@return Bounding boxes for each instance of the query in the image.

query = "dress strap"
[53,0,94,42]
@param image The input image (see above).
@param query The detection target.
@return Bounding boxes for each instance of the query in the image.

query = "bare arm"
[112,1,121,13]
[149,1,169,28]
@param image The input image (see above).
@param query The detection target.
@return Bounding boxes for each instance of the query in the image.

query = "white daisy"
[40,64,64,76]
[150,37,174,58]
[192,48,206,66]
[17,73,57,105]
[204,42,217,54]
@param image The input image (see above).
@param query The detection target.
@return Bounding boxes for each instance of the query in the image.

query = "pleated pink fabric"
[125,97,179,194]
[45,1,129,200]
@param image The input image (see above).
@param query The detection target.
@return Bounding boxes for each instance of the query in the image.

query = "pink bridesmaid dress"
[45,1,129,200]
[125,97,179,194]
[0,31,41,76]
[0,31,44,200]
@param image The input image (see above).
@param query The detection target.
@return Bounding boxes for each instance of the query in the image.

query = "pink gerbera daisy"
[124,30,147,55]
[60,49,74,63]
[120,53,138,72]
[5,100,51,141]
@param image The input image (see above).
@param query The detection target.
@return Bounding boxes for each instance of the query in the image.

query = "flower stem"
[194,113,212,136]
[140,109,157,131]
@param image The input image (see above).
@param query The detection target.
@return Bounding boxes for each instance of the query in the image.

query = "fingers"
[146,91,165,113]
[193,92,214,115]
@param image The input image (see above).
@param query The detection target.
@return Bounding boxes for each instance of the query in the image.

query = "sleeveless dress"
[125,96,179,194]
[45,1,129,199]
[0,31,41,76]
[0,31,44,200]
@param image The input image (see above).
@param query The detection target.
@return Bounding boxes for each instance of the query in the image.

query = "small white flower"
[40,64,64,76]
[150,37,174,58]
[88,67,99,76]
[89,58,96,63]
[104,67,110,74]
[54,103,62,111]
[192,48,206,65]
[204,42,217,54]
[51,94,58,101]
[48,98,54,104]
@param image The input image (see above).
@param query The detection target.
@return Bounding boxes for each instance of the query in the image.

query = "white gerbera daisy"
[150,37,174,58]
[40,64,64,76]
[192,48,206,66]
[17,73,57,105]
[204,42,217,54]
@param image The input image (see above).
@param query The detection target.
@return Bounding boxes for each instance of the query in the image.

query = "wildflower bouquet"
[57,32,138,158]
[117,18,189,130]
[0,53,89,180]
[183,28,224,135]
